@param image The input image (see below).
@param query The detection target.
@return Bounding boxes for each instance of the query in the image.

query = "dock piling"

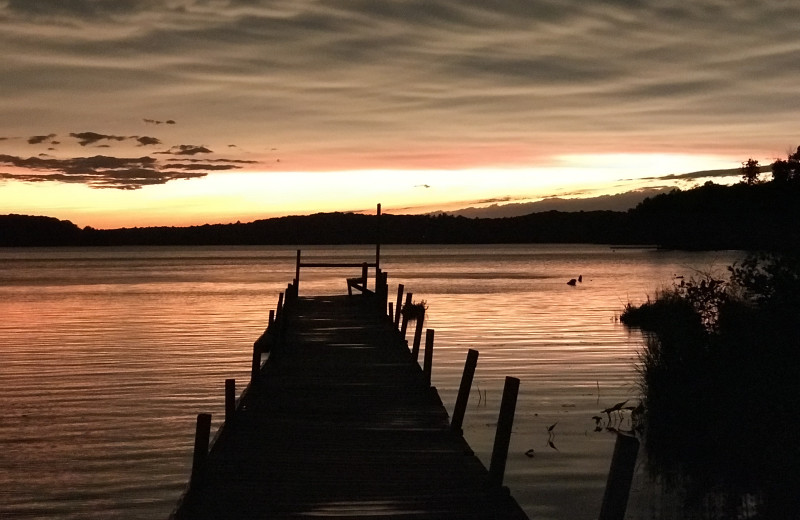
[400,292,413,338]
[598,433,640,520]
[250,342,260,381]
[191,413,212,487]
[489,376,520,488]
[394,284,404,328]
[411,308,425,360]
[423,329,434,386]
[225,379,235,426]
[451,349,479,434]
[275,292,284,321]
[295,250,301,292]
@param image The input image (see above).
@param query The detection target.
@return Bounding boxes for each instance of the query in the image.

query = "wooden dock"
[171,283,530,519]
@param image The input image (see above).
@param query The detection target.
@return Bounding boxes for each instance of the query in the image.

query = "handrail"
[299,262,377,268]
[293,204,383,295]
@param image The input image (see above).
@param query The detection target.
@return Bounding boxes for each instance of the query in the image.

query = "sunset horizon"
[2,1,797,229]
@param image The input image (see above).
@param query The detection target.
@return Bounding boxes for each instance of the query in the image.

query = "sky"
[1,0,799,228]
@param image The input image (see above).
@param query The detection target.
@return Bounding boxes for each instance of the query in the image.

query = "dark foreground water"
[0,244,742,519]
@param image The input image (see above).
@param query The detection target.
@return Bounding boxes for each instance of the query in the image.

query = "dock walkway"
[172,293,529,519]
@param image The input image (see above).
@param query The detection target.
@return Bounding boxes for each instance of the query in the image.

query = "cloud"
[0,153,210,189]
[60,132,161,147]
[70,132,127,146]
[165,157,257,164]
[158,145,213,156]
[637,166,770,182]
[5,0,150,18]
[0,124,256,189]
[28,134,57,145]
[136,136,161,146]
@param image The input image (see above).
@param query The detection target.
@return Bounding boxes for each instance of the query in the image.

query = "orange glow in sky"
[1,153,742,229]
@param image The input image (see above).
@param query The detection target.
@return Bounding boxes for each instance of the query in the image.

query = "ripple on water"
[0,245,743,520]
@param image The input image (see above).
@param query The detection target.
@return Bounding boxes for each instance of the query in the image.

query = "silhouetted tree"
[771,145,800,183]
[740,157,761,185]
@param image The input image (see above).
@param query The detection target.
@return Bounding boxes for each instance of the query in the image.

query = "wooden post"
[268,309,274,328]
[451,349,479,434]
[251,341,261,381]
[375,203,381,275]
[598,433,640,520]
[275,292,284,321]
[280,287,291,334]
[295,249,301,291]
[388,302,394,322]
[361,262,368,293]
[191,413,212,487]
[488,376,520,489]
[394,284,404,328]
[400,292,412,338]
[423,329,434,386]
[225,379,236,426]
[377,270,388,311]
[411,308,425,360]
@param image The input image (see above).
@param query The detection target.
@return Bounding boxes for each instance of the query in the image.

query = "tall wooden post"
[378,271,389,311]
[400,292,412,338]
[394,284,404,328]
[191,413,212,487]
[488,376,520,488]
[388,302,394,322]
[295,250,301,292]
[361,263,368,293]
[598,433,640,520]
[375,203,381,278]
[451,349,479,434]
[225,379,236,426]
[275,292,284,321]
[411,308,425,360]
[251,342,261,381]
[423,329,434,386]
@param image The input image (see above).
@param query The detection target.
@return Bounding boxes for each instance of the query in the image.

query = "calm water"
[0,244,742,519]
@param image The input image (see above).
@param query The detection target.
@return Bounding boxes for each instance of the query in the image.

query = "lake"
[0,244,743,519]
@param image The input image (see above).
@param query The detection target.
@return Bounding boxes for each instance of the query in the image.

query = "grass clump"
[624,253,800,519]
[401,300,427,321]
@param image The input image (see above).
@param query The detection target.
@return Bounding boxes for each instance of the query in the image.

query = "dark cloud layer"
[1,0,799,187]
[6,0,150,18]
[0,135,249,188]
[0,153,199,189]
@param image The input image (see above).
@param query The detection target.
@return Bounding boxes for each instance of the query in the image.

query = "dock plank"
[172,295,528,519]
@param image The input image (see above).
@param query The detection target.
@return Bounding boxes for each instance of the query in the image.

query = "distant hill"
[0,214,83,246]
[447,187,675,218]
[446,165,768,218]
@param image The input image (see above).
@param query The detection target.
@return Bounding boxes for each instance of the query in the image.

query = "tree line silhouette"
[3,157,799,250]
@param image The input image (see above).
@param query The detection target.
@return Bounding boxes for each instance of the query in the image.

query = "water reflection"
[0,244,743,520]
